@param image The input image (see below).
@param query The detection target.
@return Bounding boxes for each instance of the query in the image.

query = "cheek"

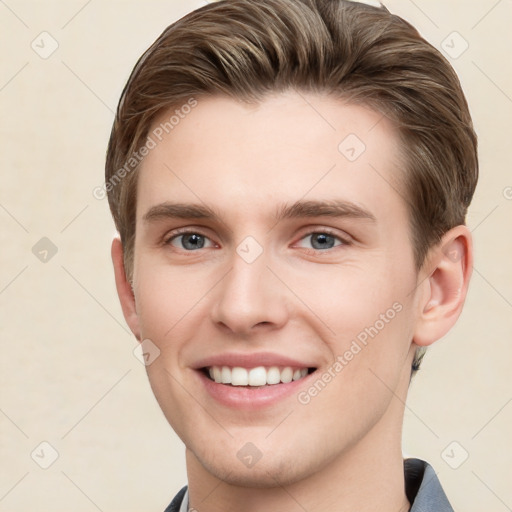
[134,261,213,342]
[132,263,215,439]
[298,258,417,388]
[295,297,416,453]
[294,260,411,337]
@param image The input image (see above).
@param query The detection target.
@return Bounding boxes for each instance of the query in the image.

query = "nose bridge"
[210,238,288,334]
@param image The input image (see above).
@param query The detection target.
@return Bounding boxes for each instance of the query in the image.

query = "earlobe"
[413,225,473,347]
[111,237,141,341]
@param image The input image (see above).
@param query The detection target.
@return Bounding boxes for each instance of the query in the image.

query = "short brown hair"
[105,0,478,371]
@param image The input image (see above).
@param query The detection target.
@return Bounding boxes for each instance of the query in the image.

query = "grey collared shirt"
[405,458,454,511]
[166,458,453,512]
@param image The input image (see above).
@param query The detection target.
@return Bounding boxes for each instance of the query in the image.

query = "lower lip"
[196,370,313,410]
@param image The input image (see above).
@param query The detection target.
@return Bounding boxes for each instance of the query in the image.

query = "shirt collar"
[405,458,454,511]
[178,489,189,512]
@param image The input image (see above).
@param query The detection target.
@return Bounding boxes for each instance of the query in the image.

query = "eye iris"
[182,234,205,250]
[311,233,335,249]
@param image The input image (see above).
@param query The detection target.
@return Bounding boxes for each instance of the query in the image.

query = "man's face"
[131,92,423,486]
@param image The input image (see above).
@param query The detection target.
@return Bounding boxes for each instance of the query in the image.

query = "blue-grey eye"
[298,232,342,250]
[311,233,335,249]
[171,233,209,250]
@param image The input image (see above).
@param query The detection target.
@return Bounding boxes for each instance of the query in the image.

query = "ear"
[111,237,141,341]
[413,225,473,347]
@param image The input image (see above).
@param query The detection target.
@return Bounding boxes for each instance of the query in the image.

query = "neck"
[185,393,411,512]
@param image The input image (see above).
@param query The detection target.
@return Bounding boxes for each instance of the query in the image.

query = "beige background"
[1,0,511,510]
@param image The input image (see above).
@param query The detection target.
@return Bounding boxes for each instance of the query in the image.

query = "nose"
[210,247,289,336]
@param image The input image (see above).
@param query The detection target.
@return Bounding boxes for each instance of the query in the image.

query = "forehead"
[137,92,407,225]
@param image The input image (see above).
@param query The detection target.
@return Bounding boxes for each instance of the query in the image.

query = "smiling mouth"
[203,366,316,387]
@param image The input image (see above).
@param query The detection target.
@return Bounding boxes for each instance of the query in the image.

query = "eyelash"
[163,227,350,252]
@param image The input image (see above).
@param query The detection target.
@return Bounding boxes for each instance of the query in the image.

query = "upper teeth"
[208,366,308,386]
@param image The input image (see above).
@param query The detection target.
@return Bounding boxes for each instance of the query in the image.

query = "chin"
[190,442,327,488]
[204,460,302,488]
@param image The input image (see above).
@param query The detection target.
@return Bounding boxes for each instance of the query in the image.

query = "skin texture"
[112,92,472,512]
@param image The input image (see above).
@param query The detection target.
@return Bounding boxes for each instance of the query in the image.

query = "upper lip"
[192,352,316,370]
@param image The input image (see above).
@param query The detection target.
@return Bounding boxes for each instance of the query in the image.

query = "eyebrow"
[142,199,376,224]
